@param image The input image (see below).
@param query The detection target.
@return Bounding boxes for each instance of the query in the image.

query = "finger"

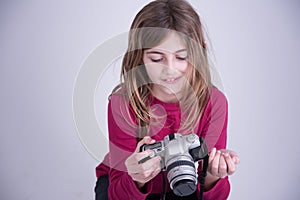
[223,152,236,175]
[232,155,240,164]
[131,167,160,184]
[218,154,227,178]
[220,149,236,157]
[150,166,162,178]
[210,150,221,176]
[209,147,217,163]
[227,150,238,157]
[139,156,161,173]
[128,153,161,174]
[136,149,155,163]
[130,173,154,183]
[135,136,156,153]
[127,149,154,167]
[227,150,239,163]
[226,150,240,165]
[147,165,162,179]
[220,149,240,165]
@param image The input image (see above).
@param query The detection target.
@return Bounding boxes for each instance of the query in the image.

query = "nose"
[163,55,177,74]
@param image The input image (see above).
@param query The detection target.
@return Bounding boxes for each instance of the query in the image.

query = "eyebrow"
[145,49,187,55]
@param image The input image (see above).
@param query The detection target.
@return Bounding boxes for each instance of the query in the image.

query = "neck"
[152,89,181,103]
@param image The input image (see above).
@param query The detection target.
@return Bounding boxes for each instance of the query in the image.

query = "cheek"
[166,63,188,77]
[178,62,189,73]
[145,64,161,81]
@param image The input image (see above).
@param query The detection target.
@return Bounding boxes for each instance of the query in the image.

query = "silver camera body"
[140,133,208,196]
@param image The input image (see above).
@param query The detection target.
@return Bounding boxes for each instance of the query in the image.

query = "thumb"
[135,136,156,153]
[226,150,240,164]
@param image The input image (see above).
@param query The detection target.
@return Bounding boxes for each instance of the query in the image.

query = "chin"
[162,87,182,97]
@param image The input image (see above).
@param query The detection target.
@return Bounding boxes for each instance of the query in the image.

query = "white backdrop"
[1,0,299,199]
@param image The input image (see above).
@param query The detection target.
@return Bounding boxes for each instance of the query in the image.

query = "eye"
[150,58,163,63]
[176,56,188,61]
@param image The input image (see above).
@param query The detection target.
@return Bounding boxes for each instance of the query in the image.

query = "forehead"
[146,32,186,53]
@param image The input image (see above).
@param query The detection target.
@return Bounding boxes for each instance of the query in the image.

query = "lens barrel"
[173,179,197,196]
[166,159,197,196]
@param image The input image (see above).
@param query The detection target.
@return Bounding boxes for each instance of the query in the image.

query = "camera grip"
[137,154,153,164]
[138,142,162,164]
[139,142,163,152]
[138,146,156,164]
[139,144,147,152]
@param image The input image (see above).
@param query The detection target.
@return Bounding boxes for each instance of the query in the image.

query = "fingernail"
[234,157,239,163]
[223,153,229,157]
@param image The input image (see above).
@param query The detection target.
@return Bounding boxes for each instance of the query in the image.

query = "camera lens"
[166,157,197,196]
[173,179,197,196]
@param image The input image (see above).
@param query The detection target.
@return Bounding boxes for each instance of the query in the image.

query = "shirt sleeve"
[107,94,153,200]
[95,153,110,178]
[197,87,230,200]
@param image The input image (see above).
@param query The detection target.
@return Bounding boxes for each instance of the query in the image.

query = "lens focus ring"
[166,160,195,172]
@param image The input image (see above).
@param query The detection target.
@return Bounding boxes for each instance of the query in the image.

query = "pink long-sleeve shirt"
[96,86,230,200]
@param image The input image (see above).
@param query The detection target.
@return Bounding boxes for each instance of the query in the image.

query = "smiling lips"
[162,76,181,84]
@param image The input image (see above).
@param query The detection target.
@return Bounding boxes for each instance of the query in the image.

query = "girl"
[95,0,239,199]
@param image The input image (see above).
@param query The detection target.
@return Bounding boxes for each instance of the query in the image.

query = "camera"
[140,133,208,197]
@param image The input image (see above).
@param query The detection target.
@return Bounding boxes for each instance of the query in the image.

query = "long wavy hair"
[115,0,212,139]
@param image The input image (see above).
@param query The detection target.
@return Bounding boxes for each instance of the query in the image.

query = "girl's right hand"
[125,136,162,188]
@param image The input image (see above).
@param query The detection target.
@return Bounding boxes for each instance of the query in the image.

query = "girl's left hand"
[208,148,240,178]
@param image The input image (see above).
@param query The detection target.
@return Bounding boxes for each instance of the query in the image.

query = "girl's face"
[143,32,189,103]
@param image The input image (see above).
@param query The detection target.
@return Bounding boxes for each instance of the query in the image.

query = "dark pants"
[95,175,198,200]
[95,175,109,200]
[146,193,198,200]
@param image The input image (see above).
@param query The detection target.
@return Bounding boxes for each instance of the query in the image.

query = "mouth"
[161,76,181,84]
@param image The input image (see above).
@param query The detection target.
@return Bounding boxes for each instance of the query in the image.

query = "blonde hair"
[115,0,212,138]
